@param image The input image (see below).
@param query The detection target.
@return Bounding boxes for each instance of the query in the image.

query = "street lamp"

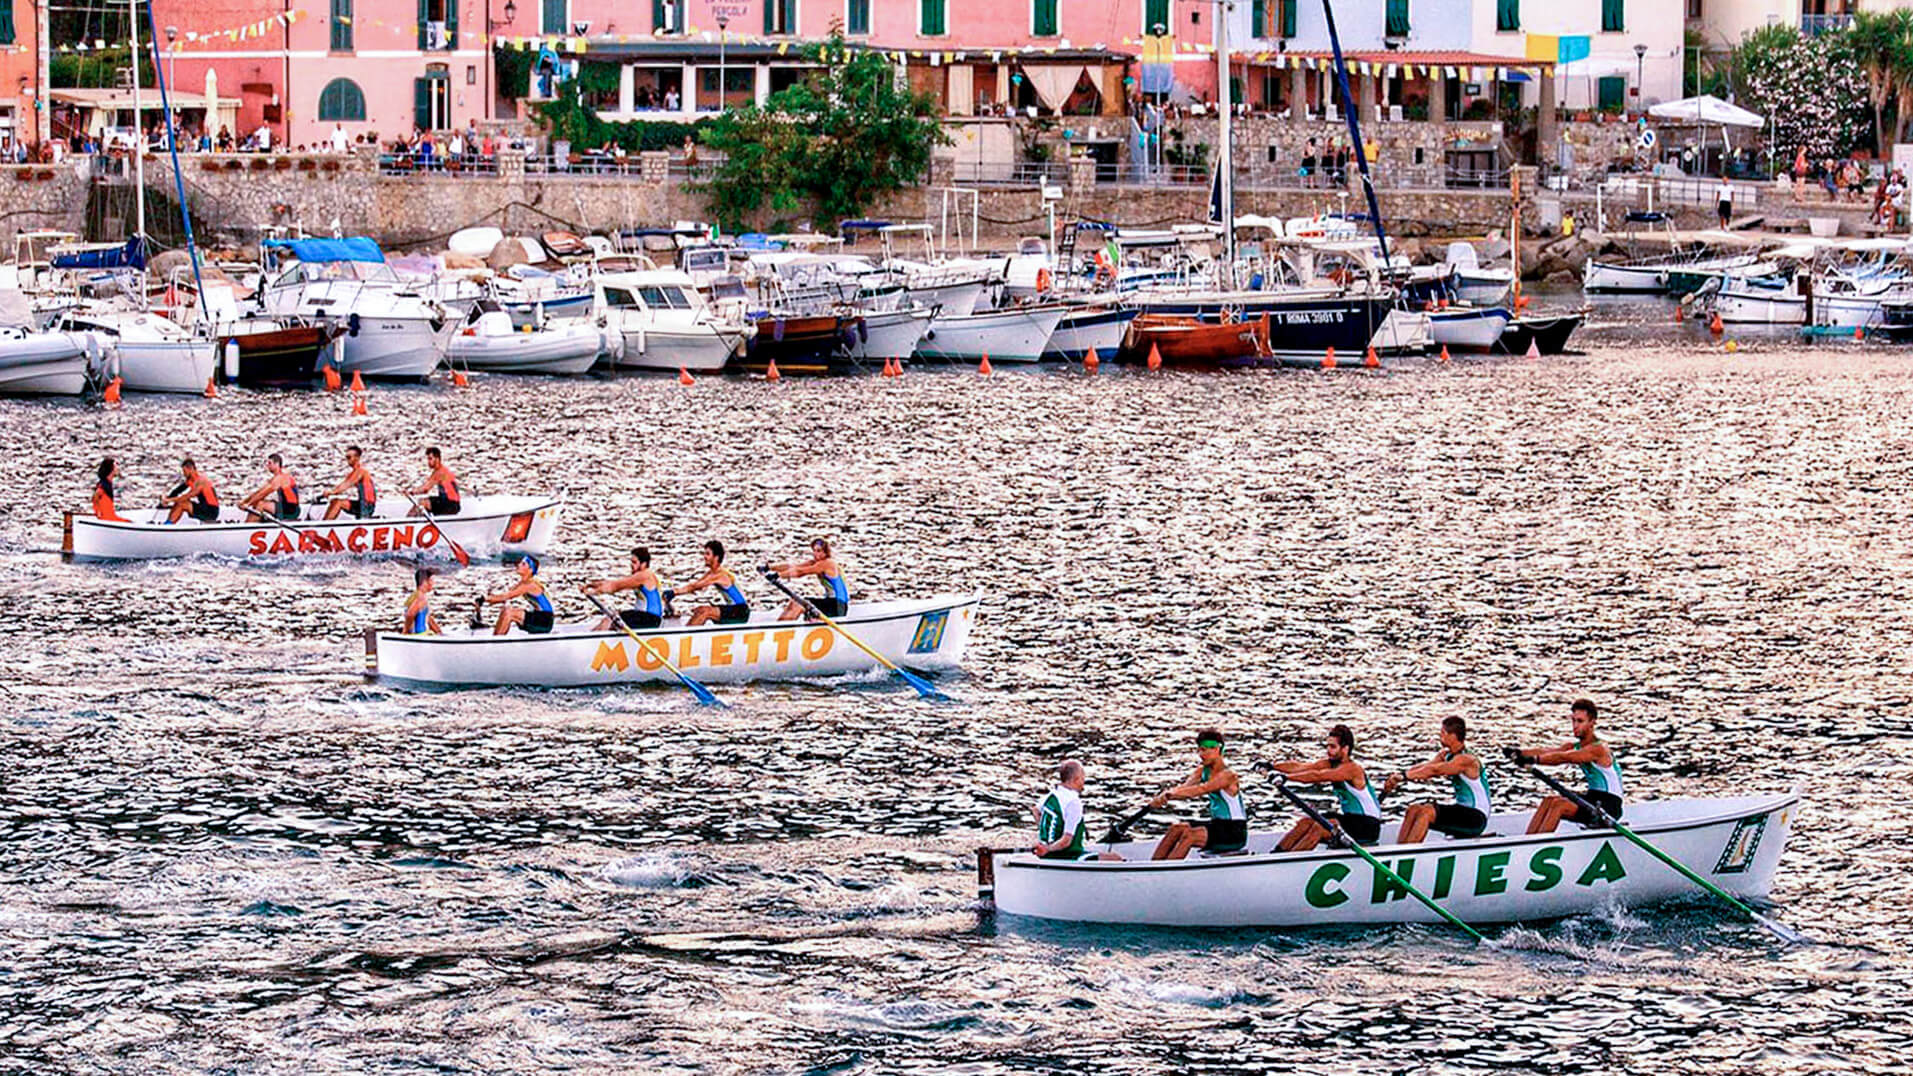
[1633,43,1647,113]
[716,15,728,115]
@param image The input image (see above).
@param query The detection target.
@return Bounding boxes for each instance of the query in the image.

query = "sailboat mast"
[128,0,146,244]
[1319,0,1391,268]
[1216,0,1234,273]
[141,0,210,322]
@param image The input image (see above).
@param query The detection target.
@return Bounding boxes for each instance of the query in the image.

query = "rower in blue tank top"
[402,567,441,635]
[1149,728,1248,860]
[1513,698,1625,833]
[768,537,851,619]
[482,554,555,635]
[1385,716,1493,843]
[584,546,666,630]
[1273,724,1384,849]
[677,539,752,626]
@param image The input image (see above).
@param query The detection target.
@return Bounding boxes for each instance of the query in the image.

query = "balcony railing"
[1801,13,1852,35]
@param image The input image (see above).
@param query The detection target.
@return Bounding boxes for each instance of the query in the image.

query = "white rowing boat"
[367,593,979,688]
[982,791,1796,929]
[63,495,561,562]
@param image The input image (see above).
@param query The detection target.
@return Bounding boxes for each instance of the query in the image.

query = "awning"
[262,237,386,264]
[1647,94,1765,129]
[48,88,241,112]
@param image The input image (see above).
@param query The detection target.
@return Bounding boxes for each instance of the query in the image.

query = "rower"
[1148,728,1247,860]
[482,554,555,635]
[160,458,221,524]
[1382,716,1492,843]
[1032,760,1119,861]
[1271,724,1382,851]
[1512,698,1623,834]
[767,537,849,619]
[321,445,377,520]
[238,453,302,523]
[583,546,664,630]
[402,567,442,635]
[92,457,126,522]
[407,446,461,516]
[675,539,750,626]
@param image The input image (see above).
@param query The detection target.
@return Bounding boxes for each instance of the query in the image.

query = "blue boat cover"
[261,237,386,263]
[52,237,146,271]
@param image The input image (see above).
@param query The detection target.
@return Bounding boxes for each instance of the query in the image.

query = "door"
[1597,75,1625,112]
[415,68,450,131]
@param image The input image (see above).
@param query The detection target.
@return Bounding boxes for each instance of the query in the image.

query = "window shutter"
[1034,0,1058,37]
[1281,0,1295,37]
[444,0,457,49]
[415,77,432,129]
[1602,0,1624,32]
[1385,0,1409,36]
[417,0,428,50]
[1497,0,1519,31]
[1144,0,1169,35]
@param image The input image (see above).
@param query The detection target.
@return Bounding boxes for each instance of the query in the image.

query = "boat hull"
[1428,307,1513,351]
[0,331,104,395]
[844,307,934,361]
[1496,312,1585,355]
[1132,292,1395,356]
[369,594,980,688]
[114,339,220,394]
[337,316,445,380]
[917,308,1064,363]
[447,324,606,375]
[1716,288,1805,325]
[1121,314,1270,366]
[1044,305,1136,361]
[615,325,749,372]
[988,792,1797,928]
[1454,269,1513,307]
[64,495,561,562]
[223,324,341,387]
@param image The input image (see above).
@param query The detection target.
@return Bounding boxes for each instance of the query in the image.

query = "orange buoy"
[351,394,367,415]
[1525,338,1541,360]
[103,377,122,407]
[203,376,218,398]
[1364,346,1380,369]
[323,365,342,392]
[678,367,695,385]
[1854,324,1866,341]
[349,369,365,393]
[1322,346,1337,370]
[1146,342,1162,370]
[1709,312,1724,335]
[766,358,781,382]
[1084,351,1100,373]
[1438,345,1451,364]
[452,369,469,388]
[978,353,993,376]
[1514,294,1531,310]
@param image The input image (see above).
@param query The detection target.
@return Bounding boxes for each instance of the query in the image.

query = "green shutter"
[543,0,564,35]
[444,0,457,49]
[652,0,664,31]
[1144,0,1169,35]
[0,3,13,46]
[1597,75,1625,110]
[1251,0,1265,37]
[1386,0,1409,36]
[415,77,433,129]
[1034,0,1057,37]
[417,0,427,49]
[850,0,870,34]
[1496,0,1519,31]
[1281,0,1295,37]
[331,0,353,50]
[1602,0,1623,31]
[765,0,774,33]
[921,0,945,35]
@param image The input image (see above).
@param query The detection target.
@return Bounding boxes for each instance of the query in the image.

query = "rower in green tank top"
[1383,715,1493,843]
[1272,724,1383,850]
[1511,698,1625,833]
[1149,728,1248,860]
[1030,760,1120,861]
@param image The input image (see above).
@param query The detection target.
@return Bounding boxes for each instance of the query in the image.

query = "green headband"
[1196,739,1222,749]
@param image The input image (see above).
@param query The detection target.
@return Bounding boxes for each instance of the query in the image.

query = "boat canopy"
[262,237,386,264]
[51,237,146,271]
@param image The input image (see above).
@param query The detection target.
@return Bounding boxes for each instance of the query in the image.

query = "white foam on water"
[599,851,706,889]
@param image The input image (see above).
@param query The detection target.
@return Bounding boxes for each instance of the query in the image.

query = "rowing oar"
[1100,801,1156,846]
[1502,749,1809,945]
[584,591,724,708]
[1264,768,1484,943]
[759,567,947,701]
[400,490,471,567]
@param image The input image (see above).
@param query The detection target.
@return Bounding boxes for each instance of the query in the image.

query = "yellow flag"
[1524,34,1559,62]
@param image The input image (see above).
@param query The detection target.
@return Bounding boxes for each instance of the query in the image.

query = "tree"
[1846,9,1907,155]
[699,34,950,231]
[1730,24,1869,161]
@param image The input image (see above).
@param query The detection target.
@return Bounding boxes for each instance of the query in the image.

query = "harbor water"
[2,294,1910,1072]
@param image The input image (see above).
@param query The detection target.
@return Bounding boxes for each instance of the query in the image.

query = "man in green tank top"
[1148,728,1247,860]
[1383,716,1492,842]
[1031,760,1119,860]
[1512,698,1625,833]
[1272,724,1383,849]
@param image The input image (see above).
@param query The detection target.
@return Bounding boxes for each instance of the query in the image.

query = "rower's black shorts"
[429,495,461,515]
[809,597,847,617]
[352,500,377,519]
[1333,812,1382,846]
[275,501,301,520]
[1201,817,1247,853]
[619,610,661,629]
[715,603,750,625]
[1567,791,1623,825]
[190,502,219,523]
[1431,804,1488,838]
[523,609,554,634]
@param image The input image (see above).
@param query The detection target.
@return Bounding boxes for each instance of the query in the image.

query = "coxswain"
[584,546,665,630]
[767,537,849,619]
[160,458,220,524]
[91,457,126,521]
[238,453,302,522]
[1382,716,1492,843]
[403,567,442,635]
[407,446,461,516]
[1149,728,1248,860]
[1271,724,1382,850]
[482,554,555,635]
[675,539,750,626]
[321,445,377,520]
[1032,760,1120,861]
[1511,698,1623,834]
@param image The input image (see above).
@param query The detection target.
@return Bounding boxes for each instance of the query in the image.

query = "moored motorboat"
[446,310,610,375]
[366,593,979,688]
[63,495,561,562]
[1043,302,1136,362]
[982,791,1797,928]
[844,306,935,362]
[64,308,219,394]
[1496,310,1586,355]
[0,327,109,396]
[1120,313,1271,366]
[597,270,754,372]
[916,306,1064,363]
[1428,306,1513,351]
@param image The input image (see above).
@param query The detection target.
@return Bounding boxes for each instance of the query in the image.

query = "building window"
[542,0,566,35]
[920,0,946,36]
[419,0,456,50]
[1496,0,1518,31]
[330,0,353,51]
[1686,0,1701,16]
[652,0,680,33]
[1033,0,1057,37]
[764,0,796,34]
[0,3,15,44]
[1143,0,1169,35]
[1280,0,1295,37]
[1601,0,1624,32]
[846,0,869,34]
[1597,74,1625,109]
[1385,0,1409,36]
[318,78,367,121]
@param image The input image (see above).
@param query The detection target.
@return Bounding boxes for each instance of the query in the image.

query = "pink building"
[147,0,1223,147]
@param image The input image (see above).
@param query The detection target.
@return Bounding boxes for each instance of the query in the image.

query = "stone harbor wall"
[0,163,93,244]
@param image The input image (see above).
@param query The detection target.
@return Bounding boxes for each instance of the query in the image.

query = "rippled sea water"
[3,292,1912,1073]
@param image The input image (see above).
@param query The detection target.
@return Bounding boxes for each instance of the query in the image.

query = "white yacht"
[595,270,754,372]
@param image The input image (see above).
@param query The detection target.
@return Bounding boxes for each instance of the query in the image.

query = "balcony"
[423,21,450,49]
[1800,13,1852,36]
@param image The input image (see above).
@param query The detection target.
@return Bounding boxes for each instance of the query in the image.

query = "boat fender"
[347,313,362,338]
[773,318,785,342]
[1036,267,1052,293]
